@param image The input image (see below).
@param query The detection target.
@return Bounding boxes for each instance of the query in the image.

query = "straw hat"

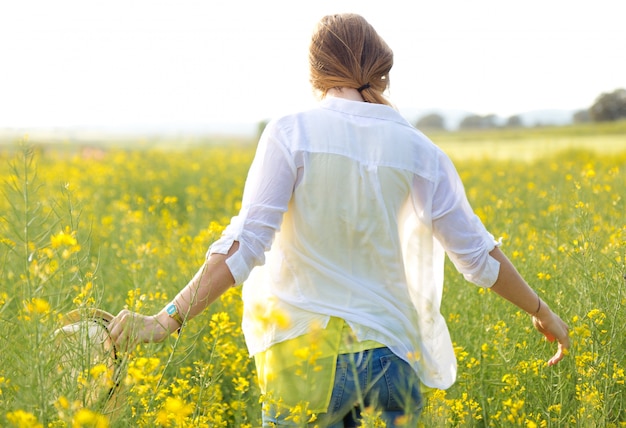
[53,308,126,417]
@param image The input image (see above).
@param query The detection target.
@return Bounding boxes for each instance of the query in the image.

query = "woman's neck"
[326,87,364,102]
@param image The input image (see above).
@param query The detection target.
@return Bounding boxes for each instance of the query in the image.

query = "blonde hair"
[309,13,393,106]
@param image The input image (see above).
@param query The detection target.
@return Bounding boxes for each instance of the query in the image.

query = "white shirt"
[209,97,500,389]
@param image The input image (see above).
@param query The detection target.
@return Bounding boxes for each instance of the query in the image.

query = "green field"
[1,122,625,427]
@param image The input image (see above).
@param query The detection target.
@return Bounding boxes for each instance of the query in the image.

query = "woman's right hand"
[531,302,570,366]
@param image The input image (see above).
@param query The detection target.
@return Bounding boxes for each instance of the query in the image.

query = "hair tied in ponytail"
[357,83,371,92]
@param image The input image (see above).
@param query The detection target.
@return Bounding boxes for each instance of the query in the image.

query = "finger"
[551,321,570,348]
[116,326,136,353]
[548,326,570,366]
[547,354,560,366]
[119,319,140,351]
[107,310,129,341]
[109,310,136,350]
[107,317,121,343]
[547,344,568,366]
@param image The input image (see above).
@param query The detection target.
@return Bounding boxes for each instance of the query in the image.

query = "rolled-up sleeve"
[208,122,297,285]
[431,151,500,287]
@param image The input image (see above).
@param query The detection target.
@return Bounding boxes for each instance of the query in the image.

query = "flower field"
[0,125,625,427]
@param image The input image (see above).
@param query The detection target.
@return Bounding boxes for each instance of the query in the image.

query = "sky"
[1,0,625,133]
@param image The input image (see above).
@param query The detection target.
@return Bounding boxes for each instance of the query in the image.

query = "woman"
[108,13,569,427]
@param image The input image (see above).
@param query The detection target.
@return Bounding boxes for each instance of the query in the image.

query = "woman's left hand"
[107,309,171,351]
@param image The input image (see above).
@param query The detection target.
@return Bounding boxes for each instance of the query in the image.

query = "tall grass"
[0,127,624,427]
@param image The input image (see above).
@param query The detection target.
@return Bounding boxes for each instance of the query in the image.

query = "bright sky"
[1,0,624,132]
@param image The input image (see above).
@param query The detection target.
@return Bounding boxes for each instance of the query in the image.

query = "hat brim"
[61,308,115,326]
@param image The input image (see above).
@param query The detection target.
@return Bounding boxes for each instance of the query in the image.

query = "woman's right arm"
[429,150,569,365]
[488,247,570,365]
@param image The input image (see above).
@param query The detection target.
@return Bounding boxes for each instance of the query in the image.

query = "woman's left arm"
[108,242,239,347]
[108,122,296,349]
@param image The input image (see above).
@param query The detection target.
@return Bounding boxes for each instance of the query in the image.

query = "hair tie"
[357,83,371,92]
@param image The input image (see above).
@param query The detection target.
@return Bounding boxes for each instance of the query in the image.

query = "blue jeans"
[262,347,422,427]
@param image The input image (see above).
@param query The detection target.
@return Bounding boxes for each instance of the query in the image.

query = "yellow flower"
[406,350,421,363]
[6,409,43,428]
[586,308,606,325]
[612,363,625,385]
[293,347,310,361]
[248,298,291,334]
[466,357,480,369]
[233,376,250,393]
[163,196,178,205]
[453,345,468,362]
[57,395,70,410]
[72,408,109,428]
[157,396,194,426]
[24,297,51,315]
[89,364,109,379]
[164,396,190,414]
[547,404,561,414]
[51,227,78,248]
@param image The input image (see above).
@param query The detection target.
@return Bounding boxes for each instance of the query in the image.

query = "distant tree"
[505,115,523,128]
[590,88,626,121]
[415,113,445,130]
[483,114,498,128]
[573,109,591,123]
[459,115,483,129]
[459,114,498,130]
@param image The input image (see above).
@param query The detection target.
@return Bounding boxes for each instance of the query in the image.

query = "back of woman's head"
[309,13,393,106]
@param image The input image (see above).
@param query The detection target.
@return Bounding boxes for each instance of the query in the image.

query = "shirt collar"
[319,97,410,126]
